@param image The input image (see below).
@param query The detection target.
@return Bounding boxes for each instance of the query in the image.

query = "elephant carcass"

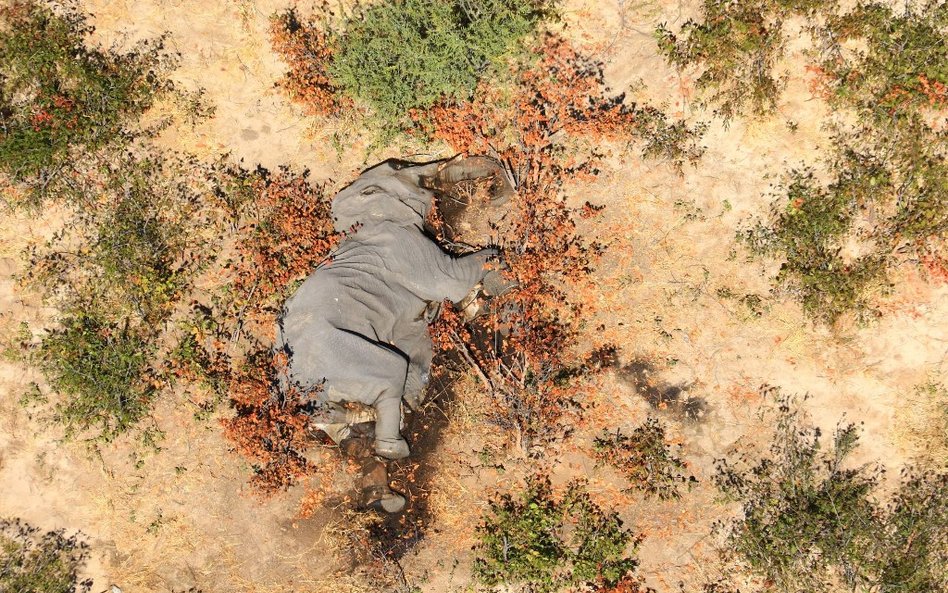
[276,157,511,461]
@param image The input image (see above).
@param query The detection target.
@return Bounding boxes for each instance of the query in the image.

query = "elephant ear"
[420,155,516,204]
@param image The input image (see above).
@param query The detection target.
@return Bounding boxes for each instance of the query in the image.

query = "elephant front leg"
[374,393,410,460]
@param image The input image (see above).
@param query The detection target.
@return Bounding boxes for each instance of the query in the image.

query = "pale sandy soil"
[0,1,945,592]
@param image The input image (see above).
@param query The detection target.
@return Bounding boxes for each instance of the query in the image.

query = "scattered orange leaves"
[421,36,635,445]
[269,8,348,117]
[220,351,315,495]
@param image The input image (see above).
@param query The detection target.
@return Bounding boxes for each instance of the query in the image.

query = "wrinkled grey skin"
[276,159,497,460]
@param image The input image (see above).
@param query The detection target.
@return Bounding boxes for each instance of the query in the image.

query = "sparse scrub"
[727,1,948,322]
[19,150,337,453]
[0,0,176,200]
[23,153,212,441]
[0,518,91,593]
[713,391,948,593]
[594,418,697,499]
[655,0,828,121]
[473,476,640,592]
[816,1,948,245]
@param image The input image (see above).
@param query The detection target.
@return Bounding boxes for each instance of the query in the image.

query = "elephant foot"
[363,486,407,514]
[375,437,410,460]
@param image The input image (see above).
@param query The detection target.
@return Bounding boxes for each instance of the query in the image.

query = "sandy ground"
[1,1,945,592]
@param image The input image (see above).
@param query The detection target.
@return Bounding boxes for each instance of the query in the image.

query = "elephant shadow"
[617,358,708,422]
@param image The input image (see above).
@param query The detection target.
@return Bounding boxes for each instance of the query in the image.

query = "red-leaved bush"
[269,8,347,117]
[419,36,635,447]
[200,165,338,494]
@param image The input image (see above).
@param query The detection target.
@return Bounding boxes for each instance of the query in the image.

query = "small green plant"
[0,518,91,593]
[593,417,697,500]
[713,391,948,593]
[0,1,176,199]
[37,313,157,442]
[473,476,639,592]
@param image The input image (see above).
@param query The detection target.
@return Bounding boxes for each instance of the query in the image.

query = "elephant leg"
[340,429,406,513]
[393,320,434,411]
[374,393,409,459]
[311,328,412,460]
[404,339,434,411]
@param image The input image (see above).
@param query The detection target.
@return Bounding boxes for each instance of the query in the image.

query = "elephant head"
[331,156,514,232]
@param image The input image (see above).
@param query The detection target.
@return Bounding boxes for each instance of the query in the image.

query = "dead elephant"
[276,156,512,512]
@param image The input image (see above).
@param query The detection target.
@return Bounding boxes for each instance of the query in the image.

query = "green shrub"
[817,1,948,244]
[37,313,157,442]
[818,1,948,127]
[24,152,214,441]
[0,518,91,593]
[741,156,890,322]
[473,476,638,592]
[872,469,948,593]
[744,125,946,322]
[656,0,947,321]
[635,106,708,170]
[327,0,555,130]
[713,391,948,593]
[0,1,175,199]
[593,418,697,500]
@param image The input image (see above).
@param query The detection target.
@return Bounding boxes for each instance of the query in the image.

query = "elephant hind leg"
[340,429,407,513]
[374,394,410,459]
[394,324,434,411]
[322,329,411,459]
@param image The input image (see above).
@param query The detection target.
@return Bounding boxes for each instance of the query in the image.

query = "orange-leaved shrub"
[420,36,639,447]
[220,351,315,494]
[175,165,339,494]
[269,8,346,117]
[216,164,339,333]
